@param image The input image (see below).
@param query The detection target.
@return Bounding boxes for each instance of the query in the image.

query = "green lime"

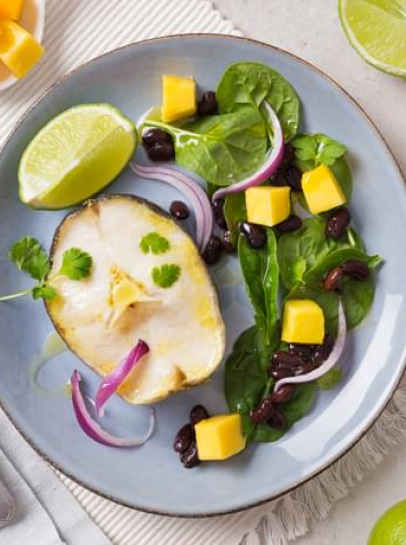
[339,0,406,77]
[19,104,137,209]
[368,499,406,545]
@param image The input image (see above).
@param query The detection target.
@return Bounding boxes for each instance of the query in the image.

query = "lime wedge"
[339,0,406,77]
[19,104,137,209]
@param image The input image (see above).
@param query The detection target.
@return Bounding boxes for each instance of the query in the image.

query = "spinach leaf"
[143,105,267,186]
[277,217,332,290]
[224,192,246,247]
[238,229,279,369]
[288,248,382,332]
[216,62,300,141]
[252,383,316,442]
[292,133,347,170]
[225,326,268,438]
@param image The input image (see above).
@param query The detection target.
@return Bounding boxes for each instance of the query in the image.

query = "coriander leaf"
[317,367,343,390]
[58,248,92,281]
[152,264,181,288]
[292,133,347,170]
[140,232,170,255]
[32,285,57,300]
[8,237,50,281]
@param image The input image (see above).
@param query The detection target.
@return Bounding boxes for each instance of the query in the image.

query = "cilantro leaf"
[317,367,343,390]
[140,232,170,255]
[58,248,92,280]
[8,237,50,281]
[152,264,181,288]
[292,133,347,171]
[32,285,57,301]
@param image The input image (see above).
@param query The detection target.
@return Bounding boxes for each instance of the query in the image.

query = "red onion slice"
[71,370,155,448]
[130,162,213,251]
[212,103,285,201]
[274,300,347,392]
[95,340,149,416]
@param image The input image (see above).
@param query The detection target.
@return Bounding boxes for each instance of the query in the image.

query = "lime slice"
[339,0,406,77]
[19,104,137,209]
[368,499,406,545]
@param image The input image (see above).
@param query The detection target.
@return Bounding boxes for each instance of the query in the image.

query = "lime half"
[339,0,406,77]
[368,499,406,545]
[19,104,137,209]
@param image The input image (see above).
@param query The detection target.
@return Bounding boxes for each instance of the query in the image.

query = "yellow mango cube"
[195,414,246,461]
[161,75,196,123]
[302,165,346,214]
[0,19,44,78]
[0,0,24,20]
[245,186,291,227]
[282,299,325,344]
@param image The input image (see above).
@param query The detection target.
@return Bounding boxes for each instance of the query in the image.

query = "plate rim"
[0,32,405,518]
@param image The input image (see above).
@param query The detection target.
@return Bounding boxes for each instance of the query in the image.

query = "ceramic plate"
[0,35,405,517]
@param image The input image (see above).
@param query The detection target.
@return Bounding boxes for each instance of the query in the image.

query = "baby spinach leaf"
[277,217,332,290]
[216,61,300,141]
[252,383,316,443]
[224,192,246,247]
[143,105,267,186]
[317,367,343,390]
[292,133,347,170]
[238,229,279,369]
[225,326,268,438]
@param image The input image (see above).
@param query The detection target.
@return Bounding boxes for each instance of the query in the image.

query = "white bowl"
[0,0,45,92]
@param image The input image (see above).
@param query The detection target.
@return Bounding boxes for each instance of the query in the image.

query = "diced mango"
[0,19,44,78]
[282,299,325,344]
[0,0,24,20]
[245,186,291,227]
[302,165,346,214]
[161,75,196,123]
[195,413,246,461]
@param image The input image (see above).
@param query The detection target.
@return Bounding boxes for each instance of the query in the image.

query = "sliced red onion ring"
[95,340,149,417]
[212,103,285,201]
[71,370,155,448]
[130,162,213,251]
[274,299,347,392]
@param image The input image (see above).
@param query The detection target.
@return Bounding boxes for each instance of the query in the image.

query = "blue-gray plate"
[0,35,405,517]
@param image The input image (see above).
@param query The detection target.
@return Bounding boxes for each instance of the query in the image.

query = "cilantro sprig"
[0,236,93,302]
[140,232,170,255]
[152,264,181,288]
[292,133,347,171]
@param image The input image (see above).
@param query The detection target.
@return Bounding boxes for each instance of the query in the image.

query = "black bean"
[197,91,218,117]
[267,407,286,429]
[222,230,235,253]
[289,343,313,360]
[147,141,175,162]
[275,215,302,234]
[212,198,227,229]
[250,398,274,425]
[142,128,173,148]
[342,259,370,281]
[181,442,200,468]
[314,334,335,365]
[325,207,351,240]
[239,222,266,249]
[174,423,195,454]
[272,351,305,368]
[280,143,295,169]
[323,266,344,291]
[170,200,189,220]
[270,171,289,187]
[270,385,293,405]
[294,361,315,376]
[203,235,223,265]
[285,166,302,191]
[268,364,295,381]
[190,404,209,425]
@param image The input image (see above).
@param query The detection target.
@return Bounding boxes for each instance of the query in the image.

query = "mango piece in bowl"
[0,0,25,20]
[0,19,44,78]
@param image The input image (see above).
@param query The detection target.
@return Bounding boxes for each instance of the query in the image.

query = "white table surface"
[214,1,406,543]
